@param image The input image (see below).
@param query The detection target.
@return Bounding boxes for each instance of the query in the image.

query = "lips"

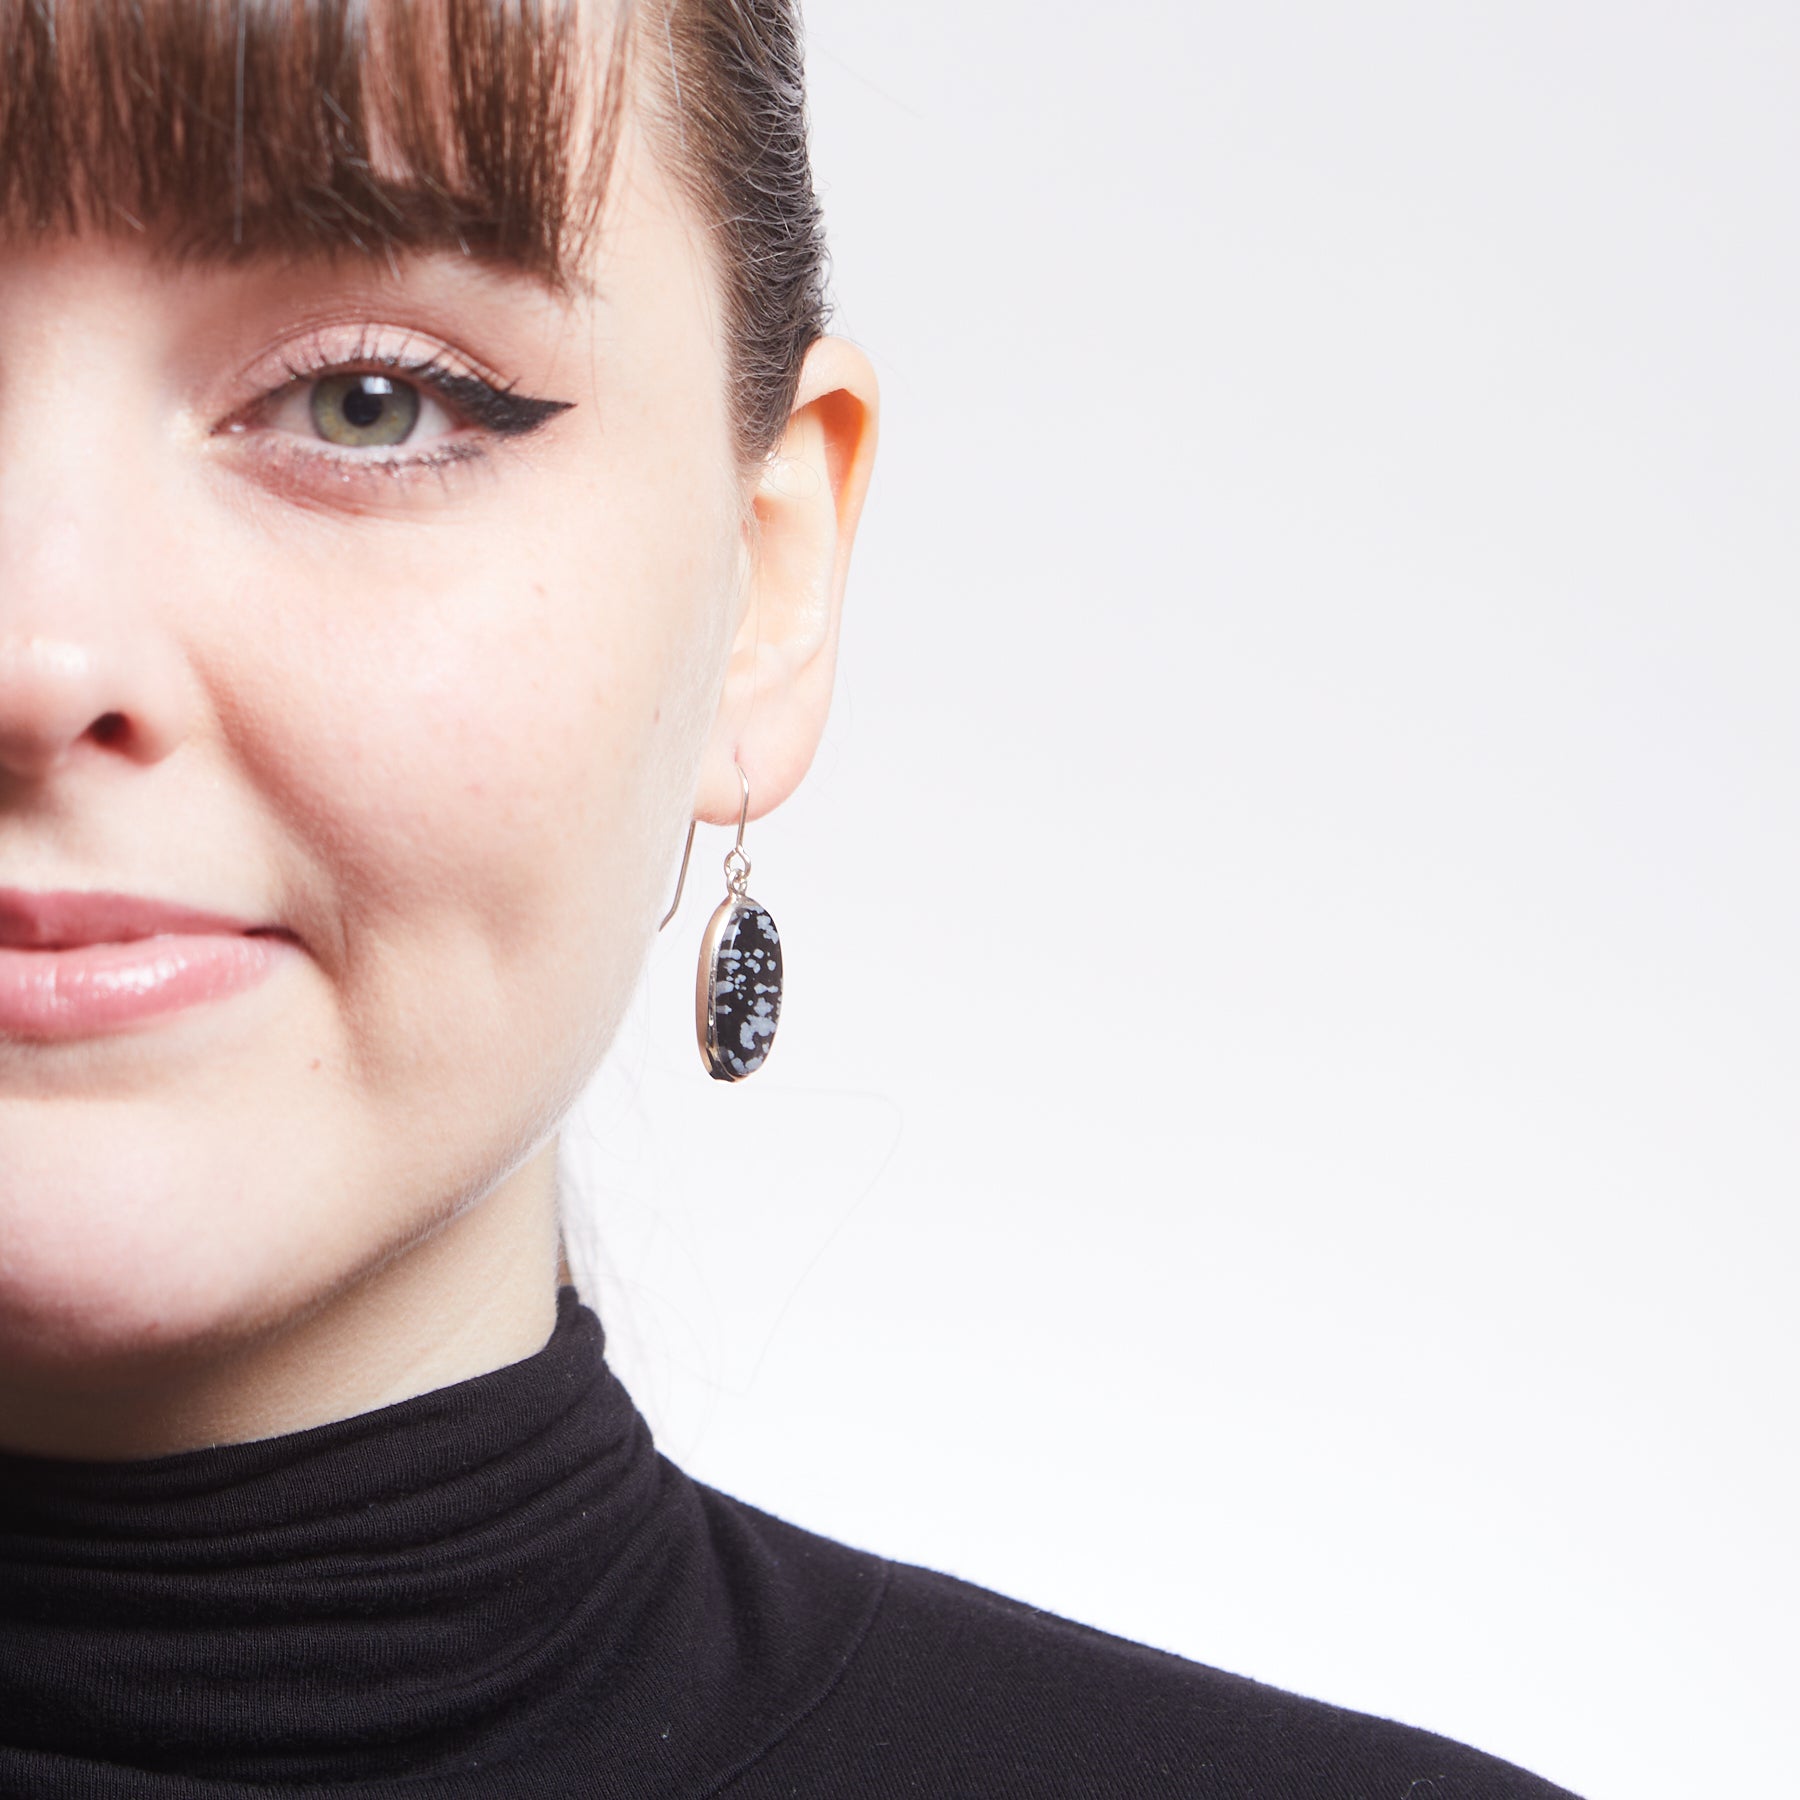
[0,889,294,1039]
[0,888,272,950]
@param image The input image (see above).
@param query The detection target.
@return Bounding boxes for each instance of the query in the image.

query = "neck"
[0,1144,564,1460]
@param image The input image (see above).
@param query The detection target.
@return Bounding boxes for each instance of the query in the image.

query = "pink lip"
[0,889,293,1039]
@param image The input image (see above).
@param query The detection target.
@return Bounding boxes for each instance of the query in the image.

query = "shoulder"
[703,1495,1579,1800]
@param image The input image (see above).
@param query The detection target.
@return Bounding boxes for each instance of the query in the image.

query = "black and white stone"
[699,897,783,1081]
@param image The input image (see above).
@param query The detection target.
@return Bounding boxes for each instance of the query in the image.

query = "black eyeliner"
[421,367,574,437]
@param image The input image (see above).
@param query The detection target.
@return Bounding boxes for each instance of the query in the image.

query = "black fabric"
[0,1287,1579,1798]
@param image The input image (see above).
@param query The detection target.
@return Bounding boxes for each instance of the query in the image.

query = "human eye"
[215,324,573,494]
[281,365,447,452]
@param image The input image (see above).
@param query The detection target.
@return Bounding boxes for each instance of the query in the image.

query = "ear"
[693,336,879,825]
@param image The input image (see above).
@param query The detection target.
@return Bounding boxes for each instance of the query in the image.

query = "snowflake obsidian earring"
[658,763,784,1081]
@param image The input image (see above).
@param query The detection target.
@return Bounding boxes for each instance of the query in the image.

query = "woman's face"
[0,101,866,1413]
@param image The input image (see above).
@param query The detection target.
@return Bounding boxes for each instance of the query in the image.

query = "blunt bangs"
[0,0,628,286]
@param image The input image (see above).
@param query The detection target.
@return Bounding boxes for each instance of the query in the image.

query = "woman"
[0,2,1577,1793]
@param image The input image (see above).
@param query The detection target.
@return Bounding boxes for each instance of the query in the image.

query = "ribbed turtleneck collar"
[0,1289,683,1788]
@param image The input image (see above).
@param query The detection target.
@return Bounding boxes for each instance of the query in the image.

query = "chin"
[0,1096,330,1375]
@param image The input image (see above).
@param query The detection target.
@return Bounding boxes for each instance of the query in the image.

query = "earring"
[659,763,783,1081]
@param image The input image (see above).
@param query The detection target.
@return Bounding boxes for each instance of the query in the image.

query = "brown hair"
[0,0,828,463]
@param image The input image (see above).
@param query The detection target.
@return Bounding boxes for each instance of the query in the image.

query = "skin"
[0,108,879,1458]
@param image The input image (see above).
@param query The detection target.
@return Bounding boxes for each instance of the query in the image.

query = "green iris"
[310,373,421,448]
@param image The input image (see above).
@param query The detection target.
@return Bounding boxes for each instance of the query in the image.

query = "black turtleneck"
[0,1287,1578,1798]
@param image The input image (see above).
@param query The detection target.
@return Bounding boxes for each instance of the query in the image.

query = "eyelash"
[225,327,573,489]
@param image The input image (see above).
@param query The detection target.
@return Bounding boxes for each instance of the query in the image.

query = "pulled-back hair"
[0,0,828,463]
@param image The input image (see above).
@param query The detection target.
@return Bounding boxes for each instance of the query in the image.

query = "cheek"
[207,481,736,1100]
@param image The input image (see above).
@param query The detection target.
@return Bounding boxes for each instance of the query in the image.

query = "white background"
[560,6,1799,1797]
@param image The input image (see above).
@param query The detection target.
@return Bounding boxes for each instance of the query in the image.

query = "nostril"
[89,712,129,747]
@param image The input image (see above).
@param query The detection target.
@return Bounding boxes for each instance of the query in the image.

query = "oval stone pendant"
[696,895,783,1081]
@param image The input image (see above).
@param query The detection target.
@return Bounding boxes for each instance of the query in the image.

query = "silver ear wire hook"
[723,762,752,900]
[658,762,751,930]
[659,821,696,931]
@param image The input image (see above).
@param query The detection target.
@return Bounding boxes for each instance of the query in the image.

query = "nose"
[0,631,188,781]
[0,405,198,784]
[0,264,202,790]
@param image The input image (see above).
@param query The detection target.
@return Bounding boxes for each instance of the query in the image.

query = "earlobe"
[693,336,879,826]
